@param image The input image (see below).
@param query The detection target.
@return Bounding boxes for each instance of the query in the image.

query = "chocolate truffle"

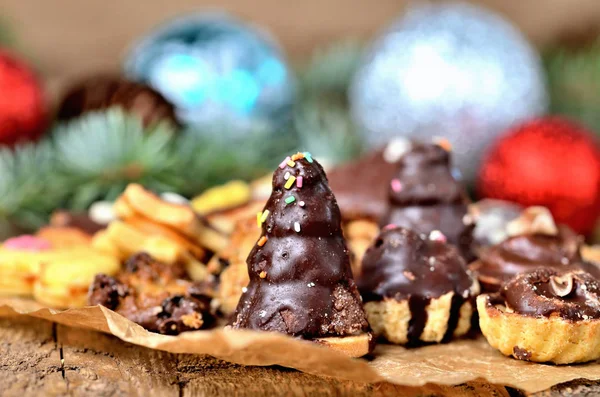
[478,268,600,363]
[470,225,600,292]
[357,226,479,345]
[230,152,372,357]
[381,142,474,260]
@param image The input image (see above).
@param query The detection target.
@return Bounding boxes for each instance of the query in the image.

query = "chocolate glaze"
[489,268,600,321]
[89,252,215,334]
[230,154,370,339]
[358,227,477,344]
[472,226,600,292]
[381,143,474,260]
[328,149,397,221]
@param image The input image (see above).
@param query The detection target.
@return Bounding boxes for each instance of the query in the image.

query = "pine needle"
[52,108,179,209]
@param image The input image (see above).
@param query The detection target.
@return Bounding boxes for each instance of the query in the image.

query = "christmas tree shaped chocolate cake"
[382,141,474,260]
[230,152,372,357]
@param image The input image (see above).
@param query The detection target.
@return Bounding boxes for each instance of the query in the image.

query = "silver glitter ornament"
[349,3,548,183]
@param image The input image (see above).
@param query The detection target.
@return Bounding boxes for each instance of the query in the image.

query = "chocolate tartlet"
[381,142,474,260]
[230,153,372,357]
[89,252,215,335]
[357,226,479,345]
[478,268,600,364]
[470,223,600,292]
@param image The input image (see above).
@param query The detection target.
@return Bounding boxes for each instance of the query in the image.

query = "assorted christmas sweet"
[357,226,479,345]
[57,75,179,128]
[470,207,600,293]
[0,234,119,308]
[478,268,600,364]
[89,252,215,335]
[381,141,474,260]
[478,117,600,235]
[328,146,398,221]
[230,152,372,357]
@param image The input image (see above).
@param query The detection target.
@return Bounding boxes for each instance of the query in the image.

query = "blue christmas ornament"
[124,13,295,133]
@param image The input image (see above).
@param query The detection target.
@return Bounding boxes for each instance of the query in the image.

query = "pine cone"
[57,75,179,128]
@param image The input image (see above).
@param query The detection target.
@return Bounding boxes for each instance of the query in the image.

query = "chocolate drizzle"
[358,227,477,344]
[230,154,369,339]
[381,143,474,260]
[490,268,600,321]
[472,226,600,292]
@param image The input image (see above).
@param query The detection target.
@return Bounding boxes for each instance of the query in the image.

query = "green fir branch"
[52,108,179,209]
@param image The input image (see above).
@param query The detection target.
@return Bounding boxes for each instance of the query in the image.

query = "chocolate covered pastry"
[89,252,215,335]
[470,208,600,292]
[357,226,479,345]
[478,268,600,364]
[230,152,372,357]
[381,142,474,260]
[328,148,397,221]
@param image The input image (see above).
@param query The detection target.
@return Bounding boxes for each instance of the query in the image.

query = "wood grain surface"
[1,316,599,396]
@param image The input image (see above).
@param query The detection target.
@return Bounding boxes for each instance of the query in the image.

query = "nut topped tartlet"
[357,226,479,345]
[478,268,600,364]
[470,207,600,292]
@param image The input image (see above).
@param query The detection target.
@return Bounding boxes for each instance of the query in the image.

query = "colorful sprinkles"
[294,222,301,232]
[299,200,305,207]
[258,236,268,246]
[296,176,303,188]
[429,230,447,243]
[284,171,291,180]
[303,152,313,163]
[433,137,452,152]
[279,157,291,169]
[285,196,296,205]
[284,176,296,189]
[286,159,296,167]
[390,178,402,193]
[291,152,305,161]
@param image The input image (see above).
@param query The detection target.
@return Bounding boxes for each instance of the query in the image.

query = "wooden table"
[1,316,599,397]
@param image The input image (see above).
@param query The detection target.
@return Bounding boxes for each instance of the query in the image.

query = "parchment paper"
[2,297,600,393]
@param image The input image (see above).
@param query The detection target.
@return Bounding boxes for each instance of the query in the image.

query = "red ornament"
[478,117,600,235]
[0,49,47,147]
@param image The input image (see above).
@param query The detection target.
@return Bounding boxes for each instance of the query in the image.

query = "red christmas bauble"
[0,49,47,147]
[477,117,600,235]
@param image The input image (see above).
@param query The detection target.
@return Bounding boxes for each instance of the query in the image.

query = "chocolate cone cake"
[230,152,372,357]
[382,142,474,260]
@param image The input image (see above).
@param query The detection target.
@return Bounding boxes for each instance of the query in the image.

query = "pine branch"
[0,141,64,236]
[293,41,365,163]
[52,108,179,209]
[174,124,298,196]
[544,41,600,133]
